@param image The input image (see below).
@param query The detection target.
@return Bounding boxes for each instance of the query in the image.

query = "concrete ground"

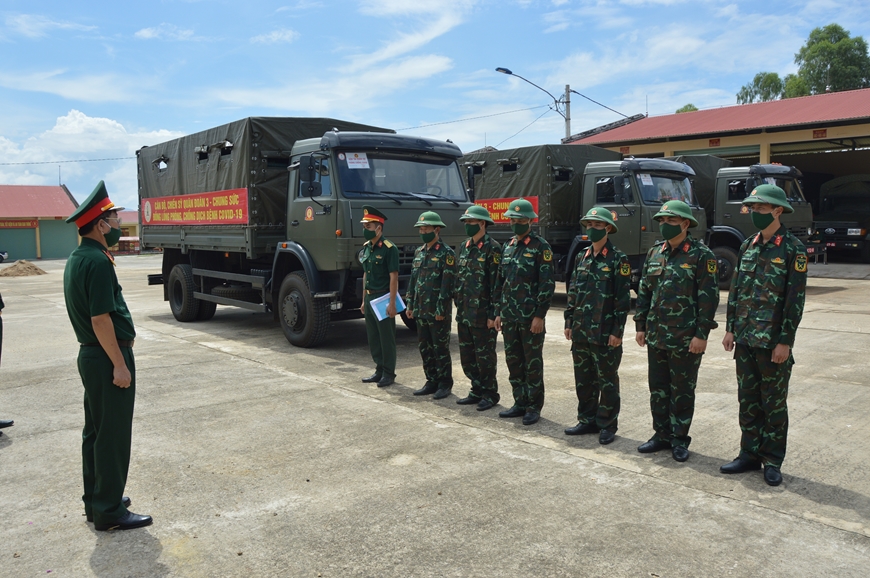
[1,255,868,577]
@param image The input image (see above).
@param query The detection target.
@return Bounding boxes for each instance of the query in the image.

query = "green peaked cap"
[581,206,619,234]
[459,204,494,224]
[414,211,447,228]
[743,184,794,214]
[66,180,125,227]
[653,200,699,228]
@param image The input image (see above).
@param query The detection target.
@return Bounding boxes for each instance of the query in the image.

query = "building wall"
[39,219,79,259]
[0,228,38,260]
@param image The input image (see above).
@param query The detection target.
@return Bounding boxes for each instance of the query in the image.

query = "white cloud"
[0,69,147,103]
[134,23,199,41]
[250,29,300,44]
[5,14,97,38]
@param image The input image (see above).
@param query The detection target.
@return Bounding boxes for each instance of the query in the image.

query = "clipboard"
[369,293,406,321]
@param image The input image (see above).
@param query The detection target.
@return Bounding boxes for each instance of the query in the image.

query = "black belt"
[81,340,134,348]
[366,290,388,295]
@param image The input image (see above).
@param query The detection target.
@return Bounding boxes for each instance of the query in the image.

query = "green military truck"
[667,157,813,289]
[139,117,472,347]
[814,174,870,262]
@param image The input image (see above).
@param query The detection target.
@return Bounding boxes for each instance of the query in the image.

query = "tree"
[736,72,784,104]
[795,24,870,93]
[782,73,810,98]
[675,103,698,113]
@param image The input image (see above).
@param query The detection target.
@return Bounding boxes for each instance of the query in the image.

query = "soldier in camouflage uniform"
[407,211,456,400]
[634,200,719,462]
[453,205,502,411]
[720,185,807,487]
[494,199,555,426]
[564,207,631,445]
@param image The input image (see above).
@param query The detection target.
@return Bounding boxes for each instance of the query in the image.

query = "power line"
[495,106,555,148]
[396,105,550,131]
[0,156,135,166]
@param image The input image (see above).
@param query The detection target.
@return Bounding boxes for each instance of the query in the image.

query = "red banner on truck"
[141,189,249,225]
[475,196,539,224]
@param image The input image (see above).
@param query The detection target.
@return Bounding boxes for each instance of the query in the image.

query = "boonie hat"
[66,181,125,228]
[653,200,699,228]
[503,198,538,220]
[743,184,794,214]
[360,205,387,223]
[459,204,494,224]
[414,211,447,228]
[580,206,619,234]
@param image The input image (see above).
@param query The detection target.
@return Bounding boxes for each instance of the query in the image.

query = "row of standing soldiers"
[360,184,807,487]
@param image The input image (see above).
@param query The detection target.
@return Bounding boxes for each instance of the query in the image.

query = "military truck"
[138,117,472,347]
[814,174,870,262]
[667,157,813,289]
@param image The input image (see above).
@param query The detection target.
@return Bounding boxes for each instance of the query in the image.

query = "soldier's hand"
[406,308,413,319]
[360,303,365,314]
[722,332,735,352]
[564,328,571,340]
[435,314,445,321]
[113,365,132,389]
[387,302,397,318]
[494,316,502,332]
[635,332,646,347]
[487,319,496,329]
[608,335,622,347]
[689,337,707,354]
[771,343,790,364]
[530,317,544,334]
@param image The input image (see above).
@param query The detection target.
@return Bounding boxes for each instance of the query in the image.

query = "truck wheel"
[168,264,201,322]
[195,300,217,321]
[278,271,329,347]
[713,246,738,291]
[400,310,417,332]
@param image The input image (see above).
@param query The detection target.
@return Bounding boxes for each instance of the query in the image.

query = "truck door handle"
[291,220,299,227]
[723,213,731,218]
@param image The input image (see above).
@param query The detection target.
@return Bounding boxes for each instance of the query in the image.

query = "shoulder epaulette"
[383,240,394,248]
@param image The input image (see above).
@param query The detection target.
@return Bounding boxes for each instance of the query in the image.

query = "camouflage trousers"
[416,318,453,389]
[572,342,622,432]
[647,345,703,449]
[501,320,545,412]
[735,343,794,468]
[457,321,499,403]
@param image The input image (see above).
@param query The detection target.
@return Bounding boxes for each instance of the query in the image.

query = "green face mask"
[363,228,378,241]
[420,231,436,244]
[103,222,122,247]
[511,222,530,236]
[659,223,684,240]
[587,227,607,242]
[751,211,776,230]
[464,223,481,238]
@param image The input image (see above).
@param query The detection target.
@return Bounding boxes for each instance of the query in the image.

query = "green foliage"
[736,23,870,103]
[675,103,699,113]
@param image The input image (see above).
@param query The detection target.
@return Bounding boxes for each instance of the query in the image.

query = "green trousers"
[735,343,793,468]
[572,342,622,432]
[364,292,396,378]
[417,318,453,389]
[647,345,702,449]
[78,345,135,525]
[457,322,499,403]
[501,320,545,412]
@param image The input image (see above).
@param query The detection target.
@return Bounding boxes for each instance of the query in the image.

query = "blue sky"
[1,0,868,210]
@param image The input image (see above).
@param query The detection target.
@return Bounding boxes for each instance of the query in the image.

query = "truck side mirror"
[298,155,317,183]
[300,181,322,198]
[466,165,475,201]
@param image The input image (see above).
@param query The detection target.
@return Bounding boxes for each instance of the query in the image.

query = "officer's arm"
[436,251,455,319]
[694,250,720,340]
[613,256,632,339]
[564,258,579,329]
[534,245,556,319]
[91,314,131,388]
[725,239,749,334]
[487,245,502,322]
[778,246,808,346]
[633,251,652,330]
[387,246,400,317]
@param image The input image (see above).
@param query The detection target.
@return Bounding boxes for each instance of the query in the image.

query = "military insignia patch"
[446,255,454,266]
[611,210,618,221]
[493,253,501,264]
[707,259,717,273]
[750,189,758,196]
[543,249,552,262]
[523,252,534,258]
[620,262,631,276]
[774,235,782,247]
[740,206,749,214]
[680,263,693,269]
[771,257,785,264]
[795,254,807,272]
[601,266,611,272]
[591,209,598,215]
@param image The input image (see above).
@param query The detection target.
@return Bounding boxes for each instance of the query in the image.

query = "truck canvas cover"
[137,117,393,227]
[462,144,620,226]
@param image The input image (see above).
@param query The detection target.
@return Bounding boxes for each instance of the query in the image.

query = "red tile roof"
[118,210,139,224]
[0,184,79,218]
[573,88,870,145]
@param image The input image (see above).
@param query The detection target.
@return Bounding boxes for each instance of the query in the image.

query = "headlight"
[807,227,814,236]
[847,228,866,236]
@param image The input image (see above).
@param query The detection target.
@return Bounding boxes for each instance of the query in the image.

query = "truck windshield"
[635,173,694,206]
[337,151,467,202]
[765,178,807,203]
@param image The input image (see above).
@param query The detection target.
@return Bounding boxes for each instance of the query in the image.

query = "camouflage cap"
[653,200,699,228]
[414,210,447,228]
[743,184,794,214]
[66,181,125,227]
[360,205,387,223]
[459,204,494,224]
[503,198,538,220]
[580,206,619,234]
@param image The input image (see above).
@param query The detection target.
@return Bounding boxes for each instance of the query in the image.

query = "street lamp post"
[496,67,571,141]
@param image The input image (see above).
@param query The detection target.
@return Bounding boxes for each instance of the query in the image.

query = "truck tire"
[713,246,738,291]
[168,264,201,322]
[195,299,217,321]
[212,285,262,303]
[278,271,329,347]
[400,310,417,332]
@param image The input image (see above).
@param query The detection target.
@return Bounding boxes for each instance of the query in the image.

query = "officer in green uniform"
[0,291,14,435]
[407,211,456,399]
[359,205,400,388]
[721,185,807,486]
[634,200,719,462]
[494,199,555,426]
[454,205,502,411]
[564,207,631,445]
[63,181,151,531]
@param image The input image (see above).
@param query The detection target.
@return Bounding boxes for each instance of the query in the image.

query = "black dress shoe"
[361,373,382,383]
[672,446,689,462]
[413,382,438,396]
[499,406,525,418]
[0,419,13,428]
[598,430,616,445]
[764,465,783,486]
[476,399,496,411]
[637,438,671,453]
[87,497,132,522]
[94,511,153,531]
[720,457,762,474]
[376,376,394,388]
[564,422,600,436]
[522,411,540,426]
[456,395,479,405]
[433,387,452,400]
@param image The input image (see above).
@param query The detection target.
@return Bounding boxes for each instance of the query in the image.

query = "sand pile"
[0,260,48,277]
